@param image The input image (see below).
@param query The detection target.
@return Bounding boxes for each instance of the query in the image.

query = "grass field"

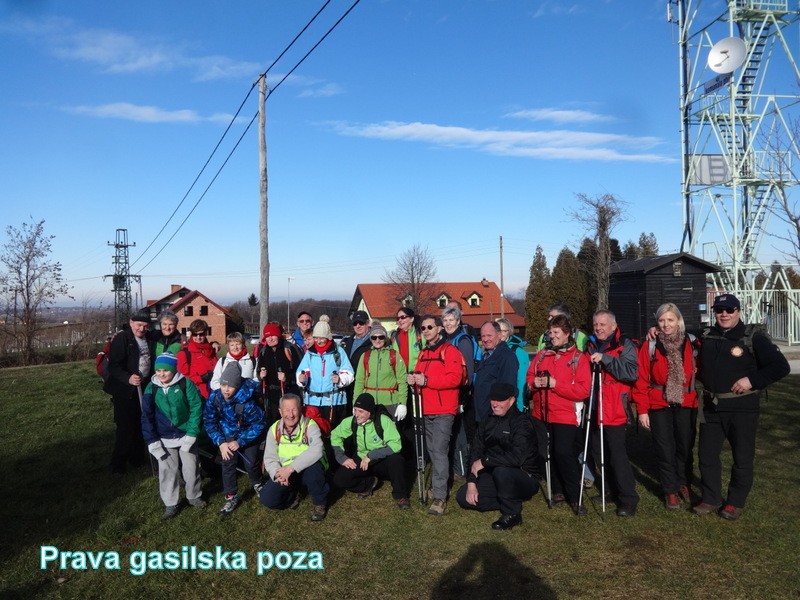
[0,361,798,600]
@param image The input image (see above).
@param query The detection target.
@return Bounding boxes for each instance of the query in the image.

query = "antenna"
[707,37,746,74]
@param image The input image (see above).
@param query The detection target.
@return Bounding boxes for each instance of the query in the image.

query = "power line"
[131,0,339,269]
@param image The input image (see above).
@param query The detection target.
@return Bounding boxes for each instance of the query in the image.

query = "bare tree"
[568,193,627,311]
[383,244,438,312]
[0,219,72,364]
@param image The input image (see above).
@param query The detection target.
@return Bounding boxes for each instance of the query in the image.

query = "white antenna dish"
[708,37,747,74]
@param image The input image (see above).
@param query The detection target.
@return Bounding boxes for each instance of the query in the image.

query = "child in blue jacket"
[203,361,266,517]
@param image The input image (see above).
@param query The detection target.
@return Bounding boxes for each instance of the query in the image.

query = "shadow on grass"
[430,541,556,600]
[0,430,146,564]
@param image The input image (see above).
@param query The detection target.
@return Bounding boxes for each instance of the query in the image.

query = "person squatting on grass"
[330,393,411,510]
[203,361,266,517]
[141,352,206,519]
[691,293,790,521]
[455,382,540,530]
[260,393,329,522]
[632,303,700,511]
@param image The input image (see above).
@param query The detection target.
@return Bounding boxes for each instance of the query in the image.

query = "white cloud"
[532,2,585,18]
[331,120,675,163]
[63,102,237,124]
[507,108,615,124]
[298,83,345,98]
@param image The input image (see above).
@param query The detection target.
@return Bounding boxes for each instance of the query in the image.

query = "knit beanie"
[312,321,333,340]
[220,361,242,388]
[154,352,178,373]
[263,323,282,338]
[353,393,376,414]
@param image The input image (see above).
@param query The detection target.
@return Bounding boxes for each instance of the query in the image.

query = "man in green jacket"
[331,393,410,509]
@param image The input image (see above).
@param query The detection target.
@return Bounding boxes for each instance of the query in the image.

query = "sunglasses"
[353,321,366,326]
[298,319,312,323]
[371,335,386,341]
[714,307,738,314]
[192,332,207,337]
[420,324,437,331]
[397,315,410,321]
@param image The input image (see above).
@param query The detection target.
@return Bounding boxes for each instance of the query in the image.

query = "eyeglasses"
[714,307,738,314]
[371,335,386,341]
[353,321,366,326]
[298,319,312,323]
[420,324,437,331]
[397,315,410,321]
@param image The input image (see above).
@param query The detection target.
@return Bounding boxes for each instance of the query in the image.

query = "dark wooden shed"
[608,253,719,340]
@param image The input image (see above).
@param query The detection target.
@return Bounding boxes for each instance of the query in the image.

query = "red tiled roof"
[168,290,234,319]
[351,282,524,328]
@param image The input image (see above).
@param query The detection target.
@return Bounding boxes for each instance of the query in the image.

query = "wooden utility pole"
[258,74,270,330]
[499,235,505,319]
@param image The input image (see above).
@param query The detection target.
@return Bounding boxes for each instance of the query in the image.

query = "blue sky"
[3,0,786,309]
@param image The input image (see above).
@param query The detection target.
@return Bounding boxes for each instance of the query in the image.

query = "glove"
[394,404,407,421]
[181,436,197,450]
[148,441,169,460]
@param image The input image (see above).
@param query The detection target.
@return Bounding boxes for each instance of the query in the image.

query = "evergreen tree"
[551,247,589,331]
[638,232,659,256]
[576,237,598,328]
[524,246,553,340]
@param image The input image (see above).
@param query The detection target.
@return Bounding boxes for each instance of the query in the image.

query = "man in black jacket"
[693,294,790,521]
[105,309,152,474]
[455,382,539,530]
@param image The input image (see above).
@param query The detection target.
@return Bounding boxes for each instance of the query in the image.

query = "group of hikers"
[102,294,790,529]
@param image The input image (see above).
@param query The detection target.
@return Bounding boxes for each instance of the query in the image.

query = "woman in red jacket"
[632,303,698,509]
[527,315,591,515]
[177,319,218,400]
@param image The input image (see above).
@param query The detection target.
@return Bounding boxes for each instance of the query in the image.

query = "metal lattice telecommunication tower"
[104,229,142,327]
[672,0,800,342]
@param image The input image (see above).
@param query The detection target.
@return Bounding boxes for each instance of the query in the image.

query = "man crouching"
[331,393,411,509]
[260,393,330,522]
[455,382,540,530]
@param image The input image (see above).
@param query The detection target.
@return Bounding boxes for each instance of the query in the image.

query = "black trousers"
[333,453,407,499]
[590,423,639,506]
[698,408,759,507]
[649,405,697,494]
[111,389,145,472]
[537,420,582,504]
[455,466,539,515]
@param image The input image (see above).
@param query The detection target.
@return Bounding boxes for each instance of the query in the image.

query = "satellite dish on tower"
[708,37,747,74]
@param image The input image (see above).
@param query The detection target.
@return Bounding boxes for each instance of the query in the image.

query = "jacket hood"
[150,371,186,390]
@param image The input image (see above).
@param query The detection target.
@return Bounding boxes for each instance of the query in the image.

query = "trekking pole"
[136,376,157,478]
[537,369,552,508]
[411,376,427,504]
[578,365,598,508]
[597,364,607,516]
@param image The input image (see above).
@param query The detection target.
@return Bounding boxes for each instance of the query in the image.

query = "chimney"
[481,278,489,287]
[171,284,182,294]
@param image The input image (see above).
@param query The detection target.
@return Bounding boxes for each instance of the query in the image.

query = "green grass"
[1,361,798,599]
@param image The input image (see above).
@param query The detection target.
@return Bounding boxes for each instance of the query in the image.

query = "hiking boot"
[219,494,239,517]
[616,503,637,517]
[188,497,207,508]
[571,502,588,517]
[310,504,327,522]
[492,513,522,531]
[396,497,411,510]
[549,492,566,506]
[358,476,379,499]
[665,493,680,510]
[162,505,180,520]
[253,482,264,497]
[428,498,447,516]
[692,502,721,516]
[719,504,743,521]
[679,484,697,505]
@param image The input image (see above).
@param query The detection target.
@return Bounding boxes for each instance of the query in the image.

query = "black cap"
[130,309,150,323]
[351,310,369,324]
[488,382,517,401]
[712,294,740,310]
[353,392,376,413]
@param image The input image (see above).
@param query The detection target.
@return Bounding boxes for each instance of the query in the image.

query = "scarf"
[657,330,685,405]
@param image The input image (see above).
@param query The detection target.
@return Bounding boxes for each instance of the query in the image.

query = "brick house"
[349,280,525,336]
[145,284,240,343]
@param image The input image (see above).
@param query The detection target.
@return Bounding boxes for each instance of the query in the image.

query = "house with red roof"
[145,284,240,343]
[349,280,525,336]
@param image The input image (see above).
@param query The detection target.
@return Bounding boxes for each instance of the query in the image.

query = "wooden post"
[259,74,270,330]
